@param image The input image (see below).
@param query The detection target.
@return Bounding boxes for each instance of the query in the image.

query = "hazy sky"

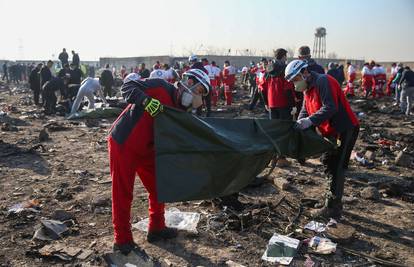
[1,0,413,61]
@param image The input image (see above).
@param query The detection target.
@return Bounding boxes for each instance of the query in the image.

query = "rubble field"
[0,81,413,267]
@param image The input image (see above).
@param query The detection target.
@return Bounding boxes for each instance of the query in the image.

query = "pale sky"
[0,0,413,62]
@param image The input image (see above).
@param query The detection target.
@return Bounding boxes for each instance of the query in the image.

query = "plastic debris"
[33,220,69,241]
[307,236,337,254]
[133,208,200,233]
[8,199,40,214]
[304,221,326,233]
[261,233,300,265]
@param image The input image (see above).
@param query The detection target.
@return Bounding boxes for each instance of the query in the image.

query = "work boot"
[146,227,178,243]
[113,241,139,255]
[276,158,291,167]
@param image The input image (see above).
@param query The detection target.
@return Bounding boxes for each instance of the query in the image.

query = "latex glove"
[143,98,163,117]
[294,117,313,130]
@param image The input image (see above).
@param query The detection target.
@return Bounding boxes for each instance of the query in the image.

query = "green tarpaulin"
[155,107,334,203]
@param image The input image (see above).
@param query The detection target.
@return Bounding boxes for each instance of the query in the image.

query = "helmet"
[188,55,198,62]
[123,72,141,83]
[285,59,308,82]
[182,68,210,96]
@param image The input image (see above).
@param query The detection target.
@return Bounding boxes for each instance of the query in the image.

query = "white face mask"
[293,74,308,92]
[180,82,203,109]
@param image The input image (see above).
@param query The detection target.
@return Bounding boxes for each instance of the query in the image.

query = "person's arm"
[308,76,337,125]
[398,72,406,86]
[97,86,107,104]
[297,98,308,120]
[121,80,150,105]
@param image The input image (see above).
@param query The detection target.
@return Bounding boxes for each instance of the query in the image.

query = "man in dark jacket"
[58,48,69,66]
[138,63,150,79]
[2,62,8,83]
[100,64,114,97]
[42,76,67,114]
[285,59,359,219]
[71,50,80,67]
[399,66,414,115]
[68,63,82,100]
[29,63,43,105]
[298,46,325,74]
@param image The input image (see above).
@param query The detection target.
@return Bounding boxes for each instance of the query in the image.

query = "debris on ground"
[133,208,200,233]
[261,233,300,265]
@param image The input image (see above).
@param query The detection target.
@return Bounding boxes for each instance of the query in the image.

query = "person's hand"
[265,105,270,112]
[143,98,163,117]
[294,118,313,130]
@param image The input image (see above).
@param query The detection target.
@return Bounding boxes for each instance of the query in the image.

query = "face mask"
[180,82,203,108]
[293,75,308,92]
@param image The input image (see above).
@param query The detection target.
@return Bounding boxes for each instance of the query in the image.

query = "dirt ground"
[0,80,413,267]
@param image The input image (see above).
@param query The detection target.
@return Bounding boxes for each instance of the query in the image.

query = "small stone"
[395,151,412,167]
[361,186,380,200]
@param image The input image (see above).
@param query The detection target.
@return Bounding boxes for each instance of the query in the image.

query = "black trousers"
[322,126,359,209]
[31,87,41,105]
[104,85,112,97]
[249,86,264,110]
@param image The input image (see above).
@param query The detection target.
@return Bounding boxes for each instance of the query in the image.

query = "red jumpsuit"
[108,79,178,245]
[222,66,236,105]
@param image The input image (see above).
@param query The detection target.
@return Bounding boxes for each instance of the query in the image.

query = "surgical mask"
[180,82,203,108]
[293,75,308,92]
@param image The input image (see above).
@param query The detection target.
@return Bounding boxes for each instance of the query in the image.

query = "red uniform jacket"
[267,76,295,108]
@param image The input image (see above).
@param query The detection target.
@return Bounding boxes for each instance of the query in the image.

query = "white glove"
[295,118,313,130]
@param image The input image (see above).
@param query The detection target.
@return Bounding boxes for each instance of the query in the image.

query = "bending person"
[70,77,107,114]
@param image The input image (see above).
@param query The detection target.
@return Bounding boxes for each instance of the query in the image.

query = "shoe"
[276,158,291,167]
[147,227,178,243]
[310,206,342,219]
[113,241,138,255]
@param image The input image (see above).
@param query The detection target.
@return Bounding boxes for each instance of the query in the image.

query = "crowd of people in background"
[1,46,413,118]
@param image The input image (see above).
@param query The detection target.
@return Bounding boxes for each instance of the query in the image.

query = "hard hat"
[123,72,141,83]
[182,68,211,96]
[285,59,308,82]
[188,55,198,62]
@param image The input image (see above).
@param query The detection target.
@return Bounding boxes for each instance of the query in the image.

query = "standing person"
[398,66,414,116]
[361,62,375,98]
[298,46,325,74]
[109,69,210,254]
[2,61,8,83]
[120,65,127,79]
[29,63,43,106]
[138,63,150,79]
[163,64,178,84]
[58,63,70,78]
[222,60,236,106]
[40,60,53,89]
[70,77,108,114]
[344,62,356,97]
[285,60,359,218]
[100,64,114,97]
[249,60,266,110]
[266,48,296,167]
[386,63,398,96]
[373,63,386,97]
[71,50,80,67]
[68,63,83,100]
[58,48,69,66]
[392,64,404,105]
[327,62,341,82]
[248,62,257,98]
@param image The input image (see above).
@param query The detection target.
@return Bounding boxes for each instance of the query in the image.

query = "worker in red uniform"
[109,69,211,254]
[285,60,359,219]
[222,60,236,105]
[361,62,374,98]
[266,49,296,167]
[344,62,356,97]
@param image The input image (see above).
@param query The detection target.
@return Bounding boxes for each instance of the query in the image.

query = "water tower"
[313,27,326,58]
